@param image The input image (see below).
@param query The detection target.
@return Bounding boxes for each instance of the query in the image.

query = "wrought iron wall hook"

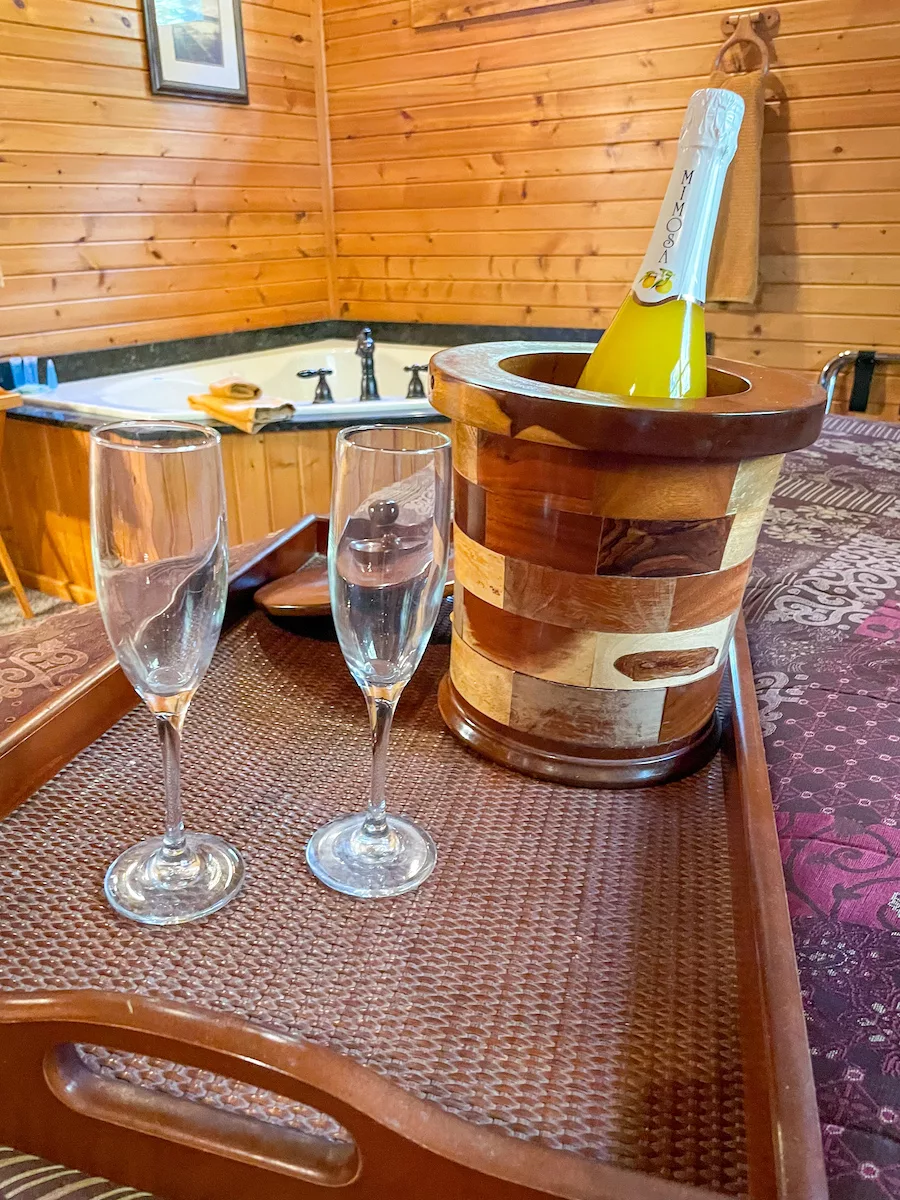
[715,8,779,74]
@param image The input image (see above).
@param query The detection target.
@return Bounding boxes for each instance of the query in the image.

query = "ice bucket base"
[438,675,722,788]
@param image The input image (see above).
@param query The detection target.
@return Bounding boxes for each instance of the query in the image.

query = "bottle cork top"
[679,88,745,156]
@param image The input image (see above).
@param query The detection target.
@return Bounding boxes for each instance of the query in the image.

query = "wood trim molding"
[312,0,339,318]
[411,0,583,29]
[723,617,829,1200]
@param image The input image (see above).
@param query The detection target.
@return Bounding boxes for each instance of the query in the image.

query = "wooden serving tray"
[0,520,826,1200]
[253,515,454,620]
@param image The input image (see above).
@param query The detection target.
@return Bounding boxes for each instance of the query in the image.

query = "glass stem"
[363,694,397,839]
[158,712,188,860]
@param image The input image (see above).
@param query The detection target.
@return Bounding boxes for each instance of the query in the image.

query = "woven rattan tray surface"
[0,612,742,1177]
[0,534,825,1200]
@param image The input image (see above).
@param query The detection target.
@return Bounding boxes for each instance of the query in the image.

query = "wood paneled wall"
[0,0,331,355]
[2,0,898,402]
[323,0,900,409]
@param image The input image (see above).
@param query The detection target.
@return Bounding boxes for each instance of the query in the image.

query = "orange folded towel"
[209,376,263,401]
[188,392,294,434]
[708,66,766,306]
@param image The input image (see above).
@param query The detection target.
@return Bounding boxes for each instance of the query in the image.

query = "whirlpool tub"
[29,338,446,423]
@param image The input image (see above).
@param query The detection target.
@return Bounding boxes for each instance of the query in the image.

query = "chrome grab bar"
[819,350,900,413]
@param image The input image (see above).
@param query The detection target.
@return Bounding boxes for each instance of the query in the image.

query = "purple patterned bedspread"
[748,414,900,1199]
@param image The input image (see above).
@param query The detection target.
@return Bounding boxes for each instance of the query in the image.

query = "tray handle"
[0,989,684,1200]
[46,1041,359,1189]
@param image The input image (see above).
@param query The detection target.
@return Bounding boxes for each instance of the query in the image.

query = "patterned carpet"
[0,588,72,634]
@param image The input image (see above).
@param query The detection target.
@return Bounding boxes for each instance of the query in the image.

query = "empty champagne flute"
[307,425,452,898]
[90,422,244,925]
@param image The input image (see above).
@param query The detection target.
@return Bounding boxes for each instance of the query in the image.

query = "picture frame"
[143,0,249,104]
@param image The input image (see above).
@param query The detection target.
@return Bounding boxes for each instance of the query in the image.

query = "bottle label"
[631,88,743,309]
[632,146,713,307]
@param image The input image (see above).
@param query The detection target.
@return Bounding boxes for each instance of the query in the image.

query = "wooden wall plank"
[0,154,322,188]
[0,300,330,355]
[335,278,900,319]
[1,213,324,246]
[325,2,896,90]
[329,116,898,167]
[3,281,330,338]
[335,166,898,214]
[328,0,895,65]
[333,225,900,259]
[325,0,874,42]
[0,55,316,113]
[1,235,326,276]
[335,191,895,228]
[331,81,900,144]
[335,254,897,288]
[1,88,318,139]
[327,25,898,114]
[0,121,315,163]
[0,185,324,215]
[3,258,328,306]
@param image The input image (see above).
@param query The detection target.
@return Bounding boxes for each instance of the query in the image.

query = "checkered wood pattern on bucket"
[0,613,747,1194]
[432,346,824,783]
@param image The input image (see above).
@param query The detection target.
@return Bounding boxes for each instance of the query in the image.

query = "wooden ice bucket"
[430,342,825,787]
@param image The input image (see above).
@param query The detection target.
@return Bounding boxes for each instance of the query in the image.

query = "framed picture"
[143,0,248,104]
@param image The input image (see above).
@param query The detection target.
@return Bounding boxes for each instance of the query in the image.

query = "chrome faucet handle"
[404,364,429,400]
[297,367,334,404]
[356,327,375,357]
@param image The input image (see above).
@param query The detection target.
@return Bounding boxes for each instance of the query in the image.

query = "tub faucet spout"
[356,327,380,401]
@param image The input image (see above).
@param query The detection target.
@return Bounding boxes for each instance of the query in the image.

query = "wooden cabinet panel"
[0,422,350,599]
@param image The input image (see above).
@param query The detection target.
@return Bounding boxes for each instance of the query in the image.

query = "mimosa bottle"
[577,88,744,401]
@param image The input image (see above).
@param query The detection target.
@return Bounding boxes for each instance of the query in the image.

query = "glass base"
[306,813,436,899]
[104,832,245,926]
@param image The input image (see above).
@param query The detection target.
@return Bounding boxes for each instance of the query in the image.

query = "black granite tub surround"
[7,403,450,436]
[6,318,716,432]
[8,319,718,387]
[35,319,613,384]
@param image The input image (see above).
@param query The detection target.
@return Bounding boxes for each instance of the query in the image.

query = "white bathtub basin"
[33,339,446,424]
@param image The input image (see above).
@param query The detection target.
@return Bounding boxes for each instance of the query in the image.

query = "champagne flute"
[306,425,452,899]
[90,422,244,925]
